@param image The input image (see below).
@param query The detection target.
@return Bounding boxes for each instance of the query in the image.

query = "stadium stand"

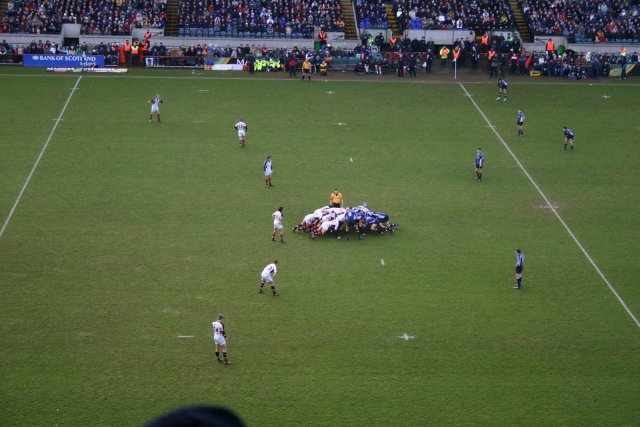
[518,0,640,42]
[1,0,166,34]
[2,0,61,33]
[354,0,516,32]
[177,0,344,38]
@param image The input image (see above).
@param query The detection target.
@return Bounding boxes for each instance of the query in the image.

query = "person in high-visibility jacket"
[439,46,450,68]
[131,41,139,65]
[452,46,461,66]
[545,38,555,58]
[319,30,327,47]
[124,39,131,64]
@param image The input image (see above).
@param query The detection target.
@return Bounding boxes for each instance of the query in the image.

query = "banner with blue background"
[23,54,105,68]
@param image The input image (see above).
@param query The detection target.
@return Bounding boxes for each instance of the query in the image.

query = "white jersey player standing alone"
[264,155,273,188]
[148,94,163,123]
[234,118,247,148]
[272,206,284,243]
[212,314,231,365]
[259,260,279,296]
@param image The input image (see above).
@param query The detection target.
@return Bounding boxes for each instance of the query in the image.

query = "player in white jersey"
[259,260,279,295]
[212,314,231,365]
[234,119,247,148]
[263,155,272,188]
[148,94,163,123]
[272,207,285,243]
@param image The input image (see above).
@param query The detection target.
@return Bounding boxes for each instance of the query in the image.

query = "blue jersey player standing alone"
[517,109,525,137]
[475,147,484,182]
[514,249,525,289]
[563,127,575,151]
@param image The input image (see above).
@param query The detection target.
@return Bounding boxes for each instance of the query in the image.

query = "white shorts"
[238,130,246,138]
[303,214,317,224]
[151,105,159,113]
[261,273,273,283]
[273,221,283,230]
[213,334,226,346]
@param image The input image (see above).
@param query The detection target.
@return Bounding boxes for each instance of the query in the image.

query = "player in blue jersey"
[496,79,508,101]
[563,127,575,151]
[475,147,485,182]
[517,109,525,137]
[514,248,525,289]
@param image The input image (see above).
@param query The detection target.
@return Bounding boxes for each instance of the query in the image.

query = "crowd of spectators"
[178,0,344,38]
[355,0,515,32]
[57,0,167,35]
[2,0,61,34]
[1,0,166,35]
[519,0,640,42]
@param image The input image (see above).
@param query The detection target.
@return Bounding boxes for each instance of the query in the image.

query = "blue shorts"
[515,266,523,274]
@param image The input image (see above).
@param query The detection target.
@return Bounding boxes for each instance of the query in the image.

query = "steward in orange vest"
[481,34,488,52]
[545,38,555,58]
[319,30,327,46]
[390,35,397,48]
[487,49,496,60]
[124,40,131,63]
[144,31,151,44]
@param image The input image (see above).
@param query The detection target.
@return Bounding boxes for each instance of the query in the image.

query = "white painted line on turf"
[349,157,353,163]
[325,91,336,95]
[601,95,611,99]
[199,89,209,92]
[380,258,385,266]
[459,82,640,329]
[177,335,194,338]
[335,122,348,126]
[398,333,415,340]
[52,118,64,121]
[192,120,205,123]
[0,76,82,241]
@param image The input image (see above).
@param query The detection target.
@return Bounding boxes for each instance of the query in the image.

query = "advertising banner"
[204,57,246,71]
[23,54,105,68]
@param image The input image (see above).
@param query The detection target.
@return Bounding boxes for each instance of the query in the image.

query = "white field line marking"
[177,335,194,338]
[0,76,82,241]
[198,89,209,92]
[349,157,353,163]
[459,82,640,329]
[398,333,415,340]
[192,120,205,123]
[601,95,611,99]
[380,258,385,266]
[335,122,347,126]
[2,73,640,87]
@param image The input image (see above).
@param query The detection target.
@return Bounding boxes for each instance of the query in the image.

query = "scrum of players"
[292,204,399,240]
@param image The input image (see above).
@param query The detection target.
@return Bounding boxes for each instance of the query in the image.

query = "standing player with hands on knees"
[563,127,575,151]
[259,260,279,296]
[148,94,163,123]
[212,314,231,365]
[234,118,247,148]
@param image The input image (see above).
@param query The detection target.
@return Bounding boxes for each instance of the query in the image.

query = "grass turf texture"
[1,71,639,426]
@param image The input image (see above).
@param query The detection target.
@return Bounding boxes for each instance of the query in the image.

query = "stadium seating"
[2,0,61,33]
[354,0,515,32]
[177,0,343,38]
[518,0,640,42]
[1,0,165,34]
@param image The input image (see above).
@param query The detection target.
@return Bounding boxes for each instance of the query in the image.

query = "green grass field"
[1,69,639,426]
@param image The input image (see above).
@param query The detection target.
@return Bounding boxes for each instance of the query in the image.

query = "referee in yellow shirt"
[329,188,343,208]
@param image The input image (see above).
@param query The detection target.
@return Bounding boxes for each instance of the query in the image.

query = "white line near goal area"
[0,76,82,241]
[458,82,640,329]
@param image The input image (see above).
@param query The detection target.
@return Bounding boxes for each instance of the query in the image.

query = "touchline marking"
[0,76,82,241]
[459,82,640,329]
